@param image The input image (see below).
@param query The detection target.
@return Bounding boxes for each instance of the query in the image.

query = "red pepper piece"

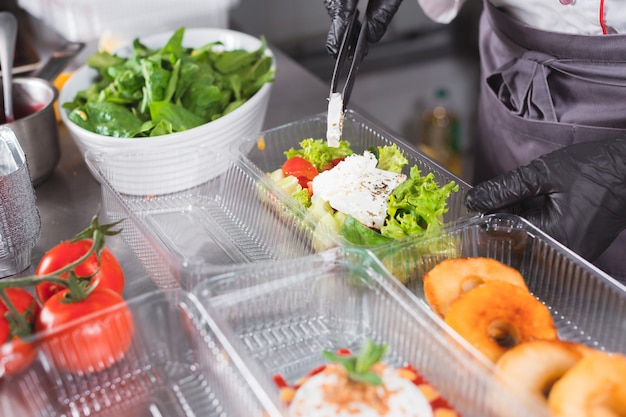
[272,374,289,389]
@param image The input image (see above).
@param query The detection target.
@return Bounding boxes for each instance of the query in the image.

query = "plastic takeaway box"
[17,0,239,43]
[90,145,319,290]
[0,289,283,417]
[370,213,626,354]
[190,247,553,417]
[234,109,473,232]
[90,111,473,289]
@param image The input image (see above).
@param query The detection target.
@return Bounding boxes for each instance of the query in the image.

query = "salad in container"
[266,137,459,253]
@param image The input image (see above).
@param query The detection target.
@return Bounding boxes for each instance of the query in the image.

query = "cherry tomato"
[0,288,40,318]
[0,288,40,377]
[0,319,8,345]
[282,156,319,189]
[35,239,125,304]
[36,287,135,374]
[320,157,345,171]
[0,335,36,377]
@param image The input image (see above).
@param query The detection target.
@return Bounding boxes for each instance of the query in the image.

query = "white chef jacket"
[417,0,626,35]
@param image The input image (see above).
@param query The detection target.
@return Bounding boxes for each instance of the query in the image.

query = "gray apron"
[475,0,626,280]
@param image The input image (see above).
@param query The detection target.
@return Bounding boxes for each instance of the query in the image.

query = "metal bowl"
[0,77,60,186]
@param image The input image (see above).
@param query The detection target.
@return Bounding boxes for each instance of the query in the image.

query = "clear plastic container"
[235,110,472,224]
[0,289,283,417]
[91,110,473,289]
[371,213,626,354]
[191,247,551,417]
[91,146,316,289]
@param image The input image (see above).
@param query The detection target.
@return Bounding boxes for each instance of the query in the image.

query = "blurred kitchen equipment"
[0,42,83,186]
[0,77,59,186]
[0,12,18,122]
[0,1,41,76]
[17,0,238,43]
[417,88,463,176]
[30,42,84,81]
[0,126,41,277]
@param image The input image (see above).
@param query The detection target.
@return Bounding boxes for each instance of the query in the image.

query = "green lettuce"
[284,138,353,171]
[340,215,393,246]
[381,166,459,240]
[375,143,408,173]
[274,139,458,251]
[291,188,312,208]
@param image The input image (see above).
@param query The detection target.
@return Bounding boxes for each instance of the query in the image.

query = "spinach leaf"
[149,101,205,132]
[139,59,171,114]
[70,101,144,138]
[64,26,275,138]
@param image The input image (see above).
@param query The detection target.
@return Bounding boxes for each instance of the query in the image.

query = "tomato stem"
[0,290,34,339]
[59,271,101,303]
[0,214,123,294]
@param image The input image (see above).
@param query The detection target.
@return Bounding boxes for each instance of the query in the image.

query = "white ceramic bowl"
[60,27,274,195]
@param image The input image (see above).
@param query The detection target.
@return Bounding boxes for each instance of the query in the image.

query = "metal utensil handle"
[31,42,85,82]
[0,12,18,122]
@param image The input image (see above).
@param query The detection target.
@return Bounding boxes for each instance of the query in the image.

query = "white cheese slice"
[311,152,406,230]
[326,92,344,147]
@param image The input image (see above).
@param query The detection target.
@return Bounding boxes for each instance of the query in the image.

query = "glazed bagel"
[423,257,528,318]
[548,351,626,417]
[444,281,557,362]
[495,340,593,406]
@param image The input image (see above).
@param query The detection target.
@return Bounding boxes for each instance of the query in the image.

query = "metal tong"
[326,5,369,146]
[330,7,369,111]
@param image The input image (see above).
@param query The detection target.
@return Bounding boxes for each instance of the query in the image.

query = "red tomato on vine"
[35,238,124,304]
[36,287,134,374]
[0,288,40,377]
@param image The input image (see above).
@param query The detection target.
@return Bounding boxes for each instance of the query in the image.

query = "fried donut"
[548,351,626,417]
[423,257,528,318]
[444,281,557,362]
[495,340,593,405]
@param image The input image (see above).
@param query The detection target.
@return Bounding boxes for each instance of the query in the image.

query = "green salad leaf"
[340,215,393,246]
[272,138,459,250]
[284,138,353,171]
[381,166,459,240]
[322,340,388,386]
[375,143,408,173]
[63,26,275,138]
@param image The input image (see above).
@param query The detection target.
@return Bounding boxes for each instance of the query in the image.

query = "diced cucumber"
[312,211,342,252]
[276,175,302,196]
[306,197,334,222]
[267,168,285,182]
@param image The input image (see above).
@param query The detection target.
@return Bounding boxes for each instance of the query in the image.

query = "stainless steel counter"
[14,45,334,296]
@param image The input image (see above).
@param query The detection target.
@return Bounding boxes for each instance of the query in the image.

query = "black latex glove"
[465,138,626,262]
[324,0,404,57]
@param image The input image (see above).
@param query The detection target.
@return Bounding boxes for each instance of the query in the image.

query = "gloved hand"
[324,0,404,57]
[465,138,626,262]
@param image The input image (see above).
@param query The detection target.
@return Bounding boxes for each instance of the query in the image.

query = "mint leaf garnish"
[322,340,388,386]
